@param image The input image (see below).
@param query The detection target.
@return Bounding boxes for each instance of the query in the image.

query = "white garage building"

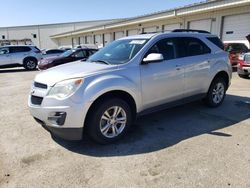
[0,19,120,49]
[1,0,250,49]
[52,0,250,48]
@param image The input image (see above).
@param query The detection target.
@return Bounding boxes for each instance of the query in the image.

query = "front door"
[140,38,184,110]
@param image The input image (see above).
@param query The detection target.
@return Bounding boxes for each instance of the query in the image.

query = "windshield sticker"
[129,40,146,45]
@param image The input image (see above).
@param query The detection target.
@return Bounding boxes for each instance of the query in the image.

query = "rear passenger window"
[207,37,224,50]
[146,39,176,60]
[10,47,31,53]
[185,38,211,56]
[174,37,211,57]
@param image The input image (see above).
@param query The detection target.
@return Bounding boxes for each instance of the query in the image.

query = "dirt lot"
[0,68,249,188]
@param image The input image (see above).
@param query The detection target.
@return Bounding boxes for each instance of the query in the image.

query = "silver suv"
[0,45,43,70]
[28,30,232,144]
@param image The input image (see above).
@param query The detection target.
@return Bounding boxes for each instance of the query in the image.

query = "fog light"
[48,112,66,126]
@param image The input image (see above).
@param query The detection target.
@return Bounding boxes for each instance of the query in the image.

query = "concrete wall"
[0,20,117,49]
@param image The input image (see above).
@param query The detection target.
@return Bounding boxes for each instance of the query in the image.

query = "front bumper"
[28,94,91,141]
[34,117,83,140]
[237,66,250,75]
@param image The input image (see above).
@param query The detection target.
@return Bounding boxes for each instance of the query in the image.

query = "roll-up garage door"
[86,35,93,44]
[189,19,212,32]
[104,33,112,46]
[127,29,139,36]
[94,34,102,47]
[163,23,181,32]
[143,26,157,33]
[222,13,250,43]
[114,31,124,40]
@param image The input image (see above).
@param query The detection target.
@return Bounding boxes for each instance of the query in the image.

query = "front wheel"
[204,77,226,108]
[86,98,133,144]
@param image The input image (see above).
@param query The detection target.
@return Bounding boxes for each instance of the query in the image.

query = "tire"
[204,77,226,108]
[238,74,249,79]
[23,58,37,70]
[86,98,133,144]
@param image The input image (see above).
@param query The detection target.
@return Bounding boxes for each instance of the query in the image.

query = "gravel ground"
[0,68,249,188]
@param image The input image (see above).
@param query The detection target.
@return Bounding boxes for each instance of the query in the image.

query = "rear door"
[10,46,32,64]
[0,47,11,66]
[175,37,211,97]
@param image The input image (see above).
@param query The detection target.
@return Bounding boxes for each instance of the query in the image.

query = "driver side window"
[73,50,86,58]
[145,39,176,61]
[0,47,9,55]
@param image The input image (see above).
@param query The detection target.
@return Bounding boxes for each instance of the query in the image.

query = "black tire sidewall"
[206,77,226,107]
[24,58,37,70]
[87,98,132,144]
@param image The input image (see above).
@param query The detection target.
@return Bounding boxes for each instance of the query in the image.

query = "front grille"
[31,95,43,105]
[34,82,47,89]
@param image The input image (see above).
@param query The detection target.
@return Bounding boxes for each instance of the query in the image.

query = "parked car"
[224,42,249,67]
[42,49,65,58]
[237,53,250,78]
[0,45,42,70]
[38,48,98,70]
[29,30,232,144]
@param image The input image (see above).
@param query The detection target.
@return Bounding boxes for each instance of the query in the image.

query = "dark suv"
[38,48,98,70]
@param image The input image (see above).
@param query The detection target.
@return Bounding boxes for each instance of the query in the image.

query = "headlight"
[47,78,83,99]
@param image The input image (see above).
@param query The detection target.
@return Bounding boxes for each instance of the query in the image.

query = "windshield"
[225,43,248,53]
[87,39,148,65]
[60,49,75,57]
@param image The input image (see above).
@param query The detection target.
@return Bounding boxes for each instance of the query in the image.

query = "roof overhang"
[51,0,250,39]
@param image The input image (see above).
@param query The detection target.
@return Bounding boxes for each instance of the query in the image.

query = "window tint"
[0,47,9,55]
[88,49,98,55]
[185,38,211,56]
[46,49,64,54]
[146,39,176,60]
[73,50,87,58]
[10,46,31,53]
[207,37,224,50]
[174,37,211,57]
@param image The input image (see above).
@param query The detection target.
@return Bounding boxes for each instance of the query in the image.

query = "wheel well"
[213,71,229,89]
[23,56,37,64]
[84,90,137,128]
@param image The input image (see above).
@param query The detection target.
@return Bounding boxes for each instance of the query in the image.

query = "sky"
[0,0,204,27]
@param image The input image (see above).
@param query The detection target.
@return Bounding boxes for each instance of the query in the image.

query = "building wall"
[0,20,117,49]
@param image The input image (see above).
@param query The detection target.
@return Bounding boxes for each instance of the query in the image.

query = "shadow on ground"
[53,94,250,157]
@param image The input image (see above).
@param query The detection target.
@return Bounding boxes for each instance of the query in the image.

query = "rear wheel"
[23,58,37,70]
[204,77,226,108]
[86,98,132,144]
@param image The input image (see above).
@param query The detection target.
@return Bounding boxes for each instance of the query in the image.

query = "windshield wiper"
[92,60,110,65]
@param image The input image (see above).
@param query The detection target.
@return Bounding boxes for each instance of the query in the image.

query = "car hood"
[35,61,117,86]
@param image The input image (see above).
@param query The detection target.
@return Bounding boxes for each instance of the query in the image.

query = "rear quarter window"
[207,37,224,50]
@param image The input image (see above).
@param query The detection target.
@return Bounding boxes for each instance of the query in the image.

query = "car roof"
[120,32,216,40]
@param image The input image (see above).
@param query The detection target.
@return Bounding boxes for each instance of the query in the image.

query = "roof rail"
[172,29,210,34]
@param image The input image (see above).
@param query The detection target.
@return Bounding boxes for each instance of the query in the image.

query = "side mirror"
[142,53,164,64]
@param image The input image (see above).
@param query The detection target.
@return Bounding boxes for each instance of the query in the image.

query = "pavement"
[0,68,249,188]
